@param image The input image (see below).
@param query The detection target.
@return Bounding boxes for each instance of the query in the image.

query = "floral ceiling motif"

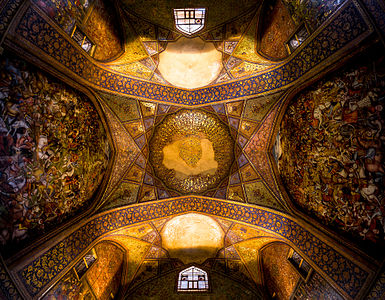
[96,91,285,212]
[149,109,234,194]
[1,0,385,298]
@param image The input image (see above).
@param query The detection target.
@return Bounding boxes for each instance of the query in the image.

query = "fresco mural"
[279,46,385,246]
[0,54,109,252]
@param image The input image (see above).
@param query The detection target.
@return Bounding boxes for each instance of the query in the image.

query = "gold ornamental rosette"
[149,109,235,194]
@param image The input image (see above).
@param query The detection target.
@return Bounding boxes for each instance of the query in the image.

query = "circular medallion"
[149,109,234,194]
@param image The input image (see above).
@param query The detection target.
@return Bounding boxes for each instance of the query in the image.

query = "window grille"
[286,23,309,53]
[70,25,95,55]
[174,8,206,35]
[287,248,312,281]
[177,266,209,292]
[73,248,97,280]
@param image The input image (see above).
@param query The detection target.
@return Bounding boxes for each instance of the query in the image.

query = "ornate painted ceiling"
[96,92,287,214]
[105,2,274,87]
[0,0,385,299]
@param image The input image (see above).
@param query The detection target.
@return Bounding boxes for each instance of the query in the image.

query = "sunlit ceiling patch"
[158,37,222,89]
[174,8,206,35]
[161,213,224,264]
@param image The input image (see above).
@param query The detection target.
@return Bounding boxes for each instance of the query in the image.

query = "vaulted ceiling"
[0,0,385,299]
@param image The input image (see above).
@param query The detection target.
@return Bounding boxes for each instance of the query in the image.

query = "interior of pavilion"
[0,0,385,299]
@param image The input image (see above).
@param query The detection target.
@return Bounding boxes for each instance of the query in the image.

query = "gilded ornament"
[149,110,234,194]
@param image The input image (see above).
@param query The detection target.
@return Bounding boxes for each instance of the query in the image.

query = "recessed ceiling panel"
[149,109,234,194]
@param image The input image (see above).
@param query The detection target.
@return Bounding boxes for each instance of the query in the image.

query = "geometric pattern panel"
[96,96,285,211]
[99,103,139,198]
[245,102,283,201]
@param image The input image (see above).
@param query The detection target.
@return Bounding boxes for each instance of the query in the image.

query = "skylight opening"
[174,8,206,35]
[177,266,209,292]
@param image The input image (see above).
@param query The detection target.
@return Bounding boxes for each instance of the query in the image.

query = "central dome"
[149,109,234,194]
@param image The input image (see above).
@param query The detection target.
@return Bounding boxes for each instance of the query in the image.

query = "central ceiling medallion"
[149,109,234,194]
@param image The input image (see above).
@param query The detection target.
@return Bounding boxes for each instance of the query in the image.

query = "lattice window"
[286,23,309,53]
[73,248,97,280]
[287,248,312,281]
[177,266,209,292]
[70,25,95,54]
[174,8,206,35]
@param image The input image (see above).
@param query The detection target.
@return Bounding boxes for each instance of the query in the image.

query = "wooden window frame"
[70,23,97,56]
[287,248,313,282]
